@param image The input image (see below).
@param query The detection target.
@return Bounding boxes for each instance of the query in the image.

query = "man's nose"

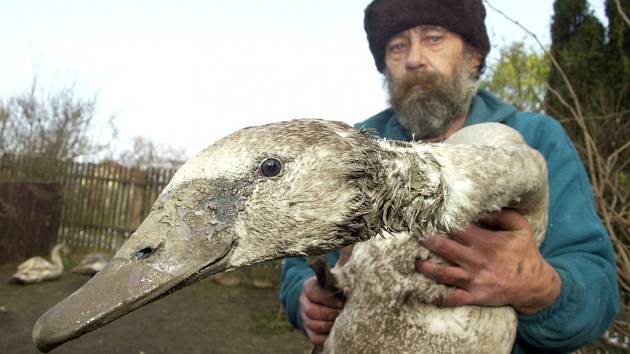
[405,41,428,71]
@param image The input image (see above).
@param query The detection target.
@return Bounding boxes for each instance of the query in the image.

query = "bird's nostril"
[134,247,154,260]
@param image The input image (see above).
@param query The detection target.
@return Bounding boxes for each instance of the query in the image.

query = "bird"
[32,119,547,354]
[323,122,548,354]
[11,244,70,285]
[71,252,111,276]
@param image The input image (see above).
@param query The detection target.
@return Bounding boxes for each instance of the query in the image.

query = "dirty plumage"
[33,119,547,354]
[325,123,547,354]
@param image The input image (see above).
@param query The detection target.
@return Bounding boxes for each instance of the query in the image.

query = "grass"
[251,308,294,334]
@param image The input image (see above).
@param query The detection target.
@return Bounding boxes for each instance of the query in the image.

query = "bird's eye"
[260,158,282,177]
[134,246,155,260]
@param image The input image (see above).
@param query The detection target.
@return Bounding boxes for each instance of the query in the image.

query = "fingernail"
[420,236,434,245]
[415,260,425,271]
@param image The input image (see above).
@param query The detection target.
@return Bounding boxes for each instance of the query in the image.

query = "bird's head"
[34,119,428,352]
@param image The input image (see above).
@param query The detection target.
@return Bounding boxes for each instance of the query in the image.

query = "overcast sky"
[0,0,607,157]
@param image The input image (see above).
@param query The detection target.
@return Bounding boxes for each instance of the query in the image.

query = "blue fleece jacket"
[280,90,619,353]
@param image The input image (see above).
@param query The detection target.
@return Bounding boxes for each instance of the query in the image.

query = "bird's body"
[329,229,517,353]
[12,244,69,285]
[72,253,110,276]
[324,123,546,354]
[33,119,547,354]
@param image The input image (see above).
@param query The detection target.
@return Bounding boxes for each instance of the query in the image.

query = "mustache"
[398,71,446,92]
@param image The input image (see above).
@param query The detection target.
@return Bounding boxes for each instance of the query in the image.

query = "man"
[280,0,619,353]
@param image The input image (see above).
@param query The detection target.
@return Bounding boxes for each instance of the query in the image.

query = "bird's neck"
[50,246,65,268]
[375,141,448,238]
[376,141,548,241]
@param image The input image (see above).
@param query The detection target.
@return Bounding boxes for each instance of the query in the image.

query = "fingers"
[305,329,328,346]
[300,291,341,322]
[439,288,475,307]
[299,294,336,346]
[334,245,354,269]
[450,210,530,247]
[300,277,344,346]
[415,260,471,288]
[421,235,478,267]
[301,315,335,333]
[451,224,487,244]
[478,209,528,232]
[417,210,539,310]
[414,260,477,307]
[303,277,344,309]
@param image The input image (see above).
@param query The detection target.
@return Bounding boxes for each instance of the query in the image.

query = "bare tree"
[118,136,187,170]
[0,104,9,155]
[0,81,117,179]
[614,0,630,27]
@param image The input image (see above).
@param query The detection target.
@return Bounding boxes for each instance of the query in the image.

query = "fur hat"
[364,0,490,73]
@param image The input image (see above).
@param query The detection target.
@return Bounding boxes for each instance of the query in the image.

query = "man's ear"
[467,47,482,73]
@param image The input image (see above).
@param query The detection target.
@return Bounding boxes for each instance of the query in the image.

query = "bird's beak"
[32,179,237,352]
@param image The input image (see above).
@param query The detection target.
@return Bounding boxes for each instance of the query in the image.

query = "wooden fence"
[0,154,176,250]
[0,182,61,264]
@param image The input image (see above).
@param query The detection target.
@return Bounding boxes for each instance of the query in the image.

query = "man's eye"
[426,36,443,44]
[389,43,407,52]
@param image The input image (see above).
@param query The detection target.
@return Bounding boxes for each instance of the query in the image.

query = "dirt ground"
[0,262,312,354]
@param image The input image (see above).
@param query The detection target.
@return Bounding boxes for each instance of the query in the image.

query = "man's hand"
[416,209,562,315]
[299,276,344,346]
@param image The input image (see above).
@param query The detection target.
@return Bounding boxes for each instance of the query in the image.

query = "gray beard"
[386,63,478,140]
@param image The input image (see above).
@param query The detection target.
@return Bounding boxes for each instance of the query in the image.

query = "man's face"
[384,25,481,140]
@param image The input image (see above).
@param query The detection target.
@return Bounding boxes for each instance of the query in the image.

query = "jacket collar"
[465,89,517,126]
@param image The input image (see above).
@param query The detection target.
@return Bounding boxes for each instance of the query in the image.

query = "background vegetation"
[482,0,629,350]
[0,83,186,180]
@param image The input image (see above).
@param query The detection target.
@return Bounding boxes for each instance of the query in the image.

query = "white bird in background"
[11,244,70,285]
[72,252,111,276]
